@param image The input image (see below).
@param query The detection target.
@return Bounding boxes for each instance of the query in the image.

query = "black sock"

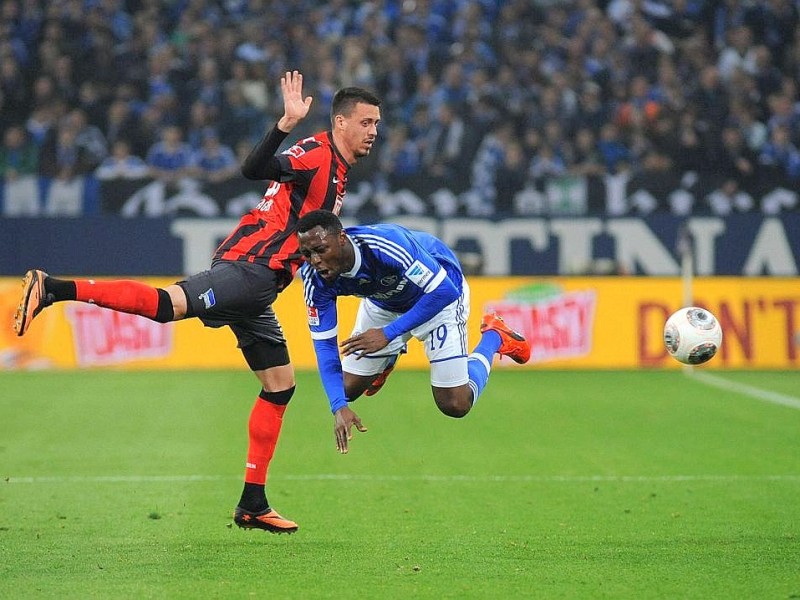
[44,277,76,302]
[238,483,268,512]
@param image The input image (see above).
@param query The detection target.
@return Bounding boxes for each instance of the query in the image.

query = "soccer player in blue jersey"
[297,210,532,454]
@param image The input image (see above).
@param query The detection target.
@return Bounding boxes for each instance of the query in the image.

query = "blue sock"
[467,330,501,405]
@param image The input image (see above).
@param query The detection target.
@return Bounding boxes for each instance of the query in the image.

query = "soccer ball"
[663,307,723,365]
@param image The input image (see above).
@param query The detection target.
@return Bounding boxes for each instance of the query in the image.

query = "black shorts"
[178,261,287,348]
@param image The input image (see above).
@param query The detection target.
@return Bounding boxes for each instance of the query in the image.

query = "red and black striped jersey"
[214,130,351,279]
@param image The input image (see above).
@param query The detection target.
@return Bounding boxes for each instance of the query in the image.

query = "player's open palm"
[280,70,313,123]
[334,406,367,454]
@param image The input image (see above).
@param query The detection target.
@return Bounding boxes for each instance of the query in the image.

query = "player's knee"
[153,288,176,323]
[259,386,295,406]
[343,373,368,401]
[434,386,473,418]
[164,285,188,320]
[435,395,472,419]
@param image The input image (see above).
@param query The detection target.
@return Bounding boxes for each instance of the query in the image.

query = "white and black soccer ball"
[663,307,723,365]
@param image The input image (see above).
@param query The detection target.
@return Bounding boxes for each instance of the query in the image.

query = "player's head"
[331,87,381,163]
[297,210,352,282]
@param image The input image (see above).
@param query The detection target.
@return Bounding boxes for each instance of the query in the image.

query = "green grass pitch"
[1,369,799,599]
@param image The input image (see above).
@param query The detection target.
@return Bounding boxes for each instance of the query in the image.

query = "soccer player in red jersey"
[13,71,382,534]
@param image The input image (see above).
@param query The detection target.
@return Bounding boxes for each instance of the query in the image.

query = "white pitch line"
[4,474,800,484]
[688,370,800,410]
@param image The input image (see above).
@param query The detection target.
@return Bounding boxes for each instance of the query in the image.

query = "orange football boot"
[233,506,298,534]
[480,313,531,364]
[13,269,51,336]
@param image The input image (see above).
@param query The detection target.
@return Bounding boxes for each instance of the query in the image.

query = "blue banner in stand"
[1,214,798,277]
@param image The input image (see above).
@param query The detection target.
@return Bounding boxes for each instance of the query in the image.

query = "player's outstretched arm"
[333,406,367,454]
[277,70,313,133]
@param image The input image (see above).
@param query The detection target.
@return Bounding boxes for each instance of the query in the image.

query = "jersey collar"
[327,131,352,170]
[340,234,361,278]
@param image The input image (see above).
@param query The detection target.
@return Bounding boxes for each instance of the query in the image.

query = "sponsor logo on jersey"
[306,305,320,326]
[404,261,434,287]
[285,144,306,158]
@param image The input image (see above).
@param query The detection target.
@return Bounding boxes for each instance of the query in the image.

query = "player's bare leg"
[432,384,474,418]
[433,314,532,418]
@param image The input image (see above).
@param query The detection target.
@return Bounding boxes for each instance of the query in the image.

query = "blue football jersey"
[301,224,463,340]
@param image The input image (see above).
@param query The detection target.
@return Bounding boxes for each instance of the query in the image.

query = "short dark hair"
[331,87,381,121]
[297,209,343,235]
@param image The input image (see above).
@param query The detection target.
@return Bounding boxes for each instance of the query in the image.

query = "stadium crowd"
[1,0,799,218]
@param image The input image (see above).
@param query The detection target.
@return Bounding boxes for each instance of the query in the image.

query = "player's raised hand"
[278,70,313,132]
[333,406,367,454]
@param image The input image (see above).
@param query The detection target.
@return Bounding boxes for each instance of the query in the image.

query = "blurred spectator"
[374,124,425,217]
[672,110,706,172]
[218,85,266,149]
[623,14,673,81]
[39,116,97,179]
[466,122,517,216]
[374,46,418,122]
[729,99,769,152]
[1,124,40,216]
[766,92,800,140]
[596,123,631,174]
[569,127,605,177]
[423,103,467,192]
[340,36,375,89]
[751,45,784,101]
[103,99,145,156]
[614,75,661,132]
[712,125,759,189]
[185,100,218,150]
[66,108,108,171]
[0,124,38,179]
[185,57,224,115]
[95,139,149,180]
[227,59,270,112]
[145,125,193,185]
[758,124,800,183]
[378,124,422,190]
[571,81,611,135]
[494,140,527,215]
[0,55,28,123]
[190,131,239,184]
[529,143,568,182]
[717,25,758,82]
[690,65,729,137]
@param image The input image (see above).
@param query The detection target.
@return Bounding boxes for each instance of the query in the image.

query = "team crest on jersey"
[199,288,216,309]
[306,305,319,326]
[404,261,434,287]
